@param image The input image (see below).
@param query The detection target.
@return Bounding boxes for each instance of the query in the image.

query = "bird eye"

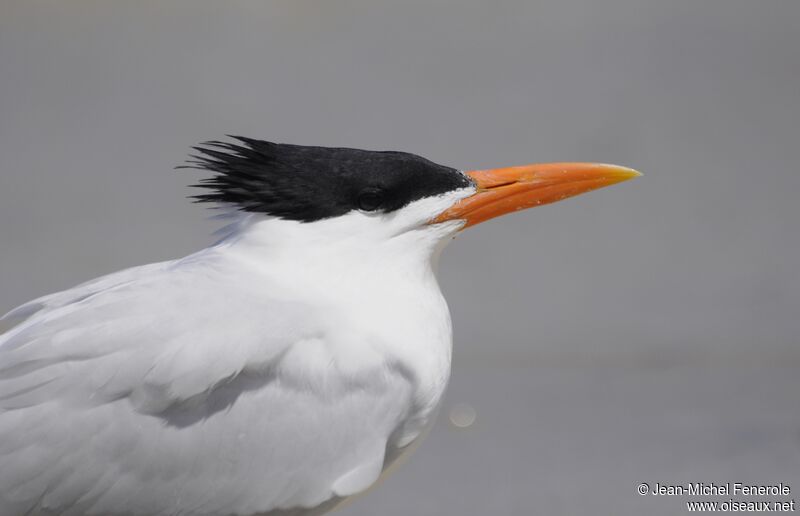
[357,189,384,212]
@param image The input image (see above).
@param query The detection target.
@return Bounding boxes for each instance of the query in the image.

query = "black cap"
[184,137,472,222]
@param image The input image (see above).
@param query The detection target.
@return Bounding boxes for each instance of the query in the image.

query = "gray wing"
[0,257,414,515]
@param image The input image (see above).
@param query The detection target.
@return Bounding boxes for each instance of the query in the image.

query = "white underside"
[0,188,474,515]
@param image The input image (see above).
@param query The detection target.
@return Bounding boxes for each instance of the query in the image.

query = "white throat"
[210,187,474,290]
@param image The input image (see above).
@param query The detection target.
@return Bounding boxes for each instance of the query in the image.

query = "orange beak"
[432,162,641,228]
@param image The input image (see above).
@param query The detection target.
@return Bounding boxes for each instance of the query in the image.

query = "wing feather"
[0,253,414,515]
[0,261,170,332]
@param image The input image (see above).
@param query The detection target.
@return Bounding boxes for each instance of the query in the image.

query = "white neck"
[208,188,473,293]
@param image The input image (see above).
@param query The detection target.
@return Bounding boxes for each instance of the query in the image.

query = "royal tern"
[0,137,639,515]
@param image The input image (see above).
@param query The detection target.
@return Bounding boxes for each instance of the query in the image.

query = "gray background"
[1,1,798,514]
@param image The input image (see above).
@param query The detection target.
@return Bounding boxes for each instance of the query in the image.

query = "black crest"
[182,137,471,222]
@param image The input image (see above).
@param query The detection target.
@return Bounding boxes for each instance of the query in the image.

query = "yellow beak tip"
[603,164,643,180]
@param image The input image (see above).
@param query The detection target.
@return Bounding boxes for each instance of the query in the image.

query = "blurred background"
[1,1,798,514]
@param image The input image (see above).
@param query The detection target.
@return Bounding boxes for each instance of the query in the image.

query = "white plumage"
[0,191,472,516]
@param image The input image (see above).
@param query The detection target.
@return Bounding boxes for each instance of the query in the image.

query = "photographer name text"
[648,483,791,496]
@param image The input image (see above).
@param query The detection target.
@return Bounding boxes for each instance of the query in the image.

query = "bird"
[0,137,640,516]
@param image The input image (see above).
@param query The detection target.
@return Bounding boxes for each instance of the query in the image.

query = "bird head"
[185,137,640,257]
